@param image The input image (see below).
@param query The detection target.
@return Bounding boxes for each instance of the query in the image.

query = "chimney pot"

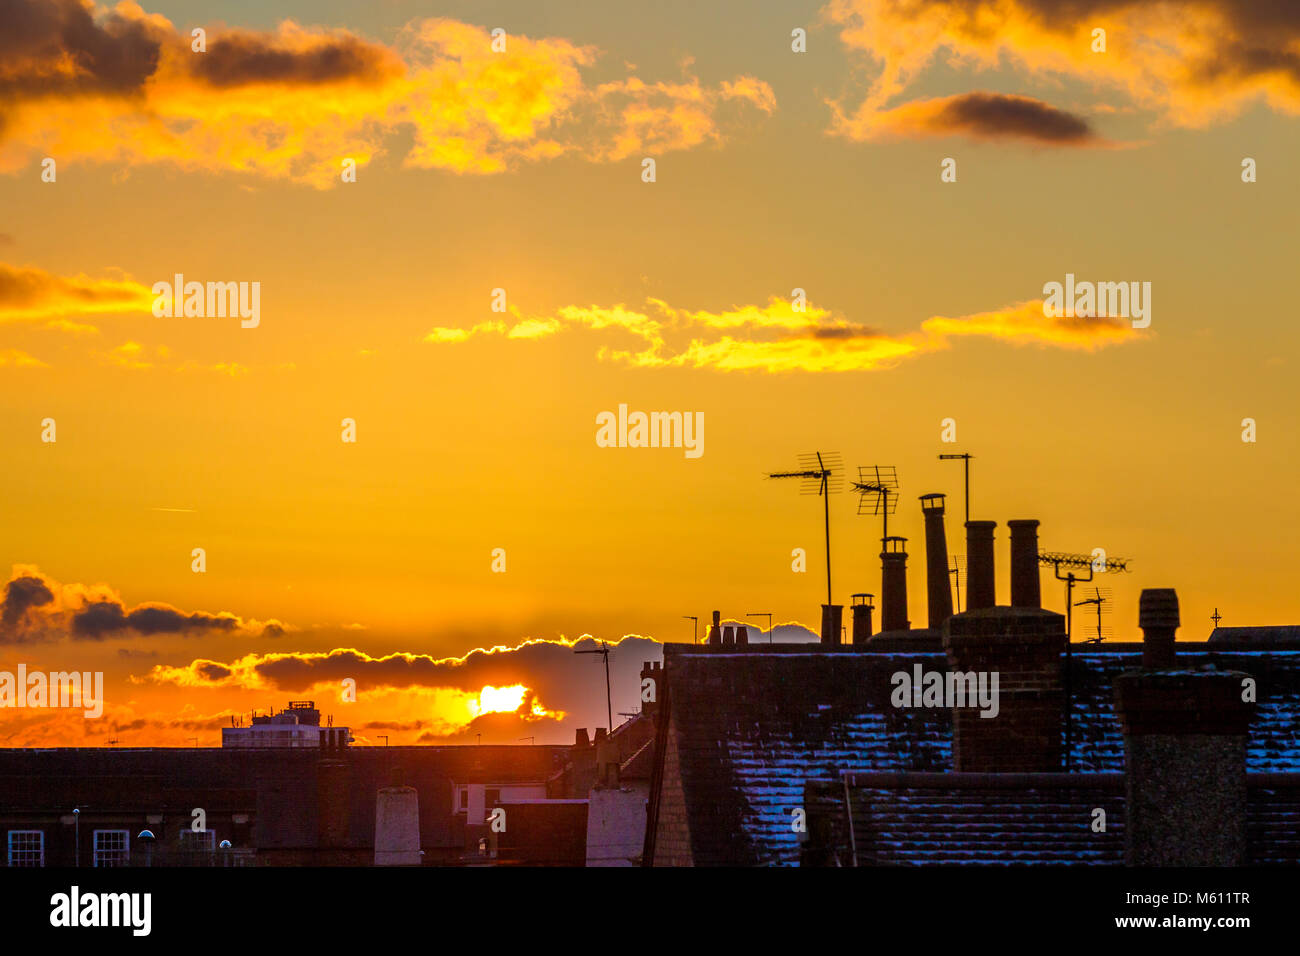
[1139,589,1179,667]
[851,593,875,644]
[920,494,954,629]
[965,521,997,610]
[1007,519,1042,610]
[880,537,909,632]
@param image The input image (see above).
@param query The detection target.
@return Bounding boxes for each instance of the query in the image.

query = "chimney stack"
[879,536,909,632]
[1007,519,1041,609]
[851,593,874,644]
[965,521,997,610]
[722,625,735,646]
[919,494,954,629]
[736,625,748,645]
[706,610,722,645]
[820,604,843,645]
[1114,589,1255,865]
[639,661,662,717]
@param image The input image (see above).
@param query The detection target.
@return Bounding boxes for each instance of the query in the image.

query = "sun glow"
[467,684,565,721]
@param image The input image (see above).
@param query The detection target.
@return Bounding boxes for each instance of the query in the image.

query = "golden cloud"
[0,262,153,323]
[0,1,776,185]
[424,295,1140,373]
[827,0,1300,141]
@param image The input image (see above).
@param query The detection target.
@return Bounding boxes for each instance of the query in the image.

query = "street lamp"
[137,829,155,868]
[747,612,773,644]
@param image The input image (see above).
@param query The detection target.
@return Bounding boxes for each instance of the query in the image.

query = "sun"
[470,684,528,716]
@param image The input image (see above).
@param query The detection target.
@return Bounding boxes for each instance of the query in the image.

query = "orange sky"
[3,0,1300,745]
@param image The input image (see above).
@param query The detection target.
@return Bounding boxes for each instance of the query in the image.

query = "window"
[179,828,215,851]
[93,830,129,867]
[7,831,44,867]
[458,788,468,811]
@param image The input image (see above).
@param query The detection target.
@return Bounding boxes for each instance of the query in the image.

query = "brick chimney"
[1007,519,1041,609]
[965,521,996,610]
[943,604,1066,772]
[722,625,734,646]
[1114,589,1254,865]
[639,661,661,718]
[920,494,954,629]
[596,732,620,788]
[706,610,721,645]
[736,625,748,645]
[570,728,597,795]
[820,604,844,645]
[879,536,909,632]
[851,593,874,644]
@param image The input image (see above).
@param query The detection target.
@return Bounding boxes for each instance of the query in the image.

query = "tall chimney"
[965,521,996,610]
[706,610,721,645]
[1007,519,1041,609]
[919,494,954,629]
[879,536,909,632]
[851,593,874,644]
[820,604,843,645]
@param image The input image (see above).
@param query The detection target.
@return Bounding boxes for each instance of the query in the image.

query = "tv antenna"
[682,615,698,644]
[1073,586,1113,644]
[1038,549,1131,770]
[575,640,614,732]
[851,465,899,547]
[768,452,842,606]
[949,554,966,613]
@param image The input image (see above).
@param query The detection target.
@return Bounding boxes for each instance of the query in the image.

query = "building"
[221,700,350,749]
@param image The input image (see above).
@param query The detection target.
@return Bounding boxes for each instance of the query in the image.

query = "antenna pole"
[823,472,832,606]
[604,644,612,731]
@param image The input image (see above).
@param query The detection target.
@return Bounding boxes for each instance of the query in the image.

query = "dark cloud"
[195,661,232,682]
[0,0,167,99]
[1,574,53,628]
[0,0,399,109]
[928,92,1095,144]
[0,567,263,643]
[72,600,239,639]
[810,324,884,340]
[191,29,400,88]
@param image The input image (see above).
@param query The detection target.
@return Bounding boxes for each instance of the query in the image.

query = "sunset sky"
[3,0,1299,746]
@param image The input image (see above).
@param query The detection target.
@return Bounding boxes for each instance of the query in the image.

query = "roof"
[1211,626,1300,646]
[650,643,1300,866]
[812,772,1126,866]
